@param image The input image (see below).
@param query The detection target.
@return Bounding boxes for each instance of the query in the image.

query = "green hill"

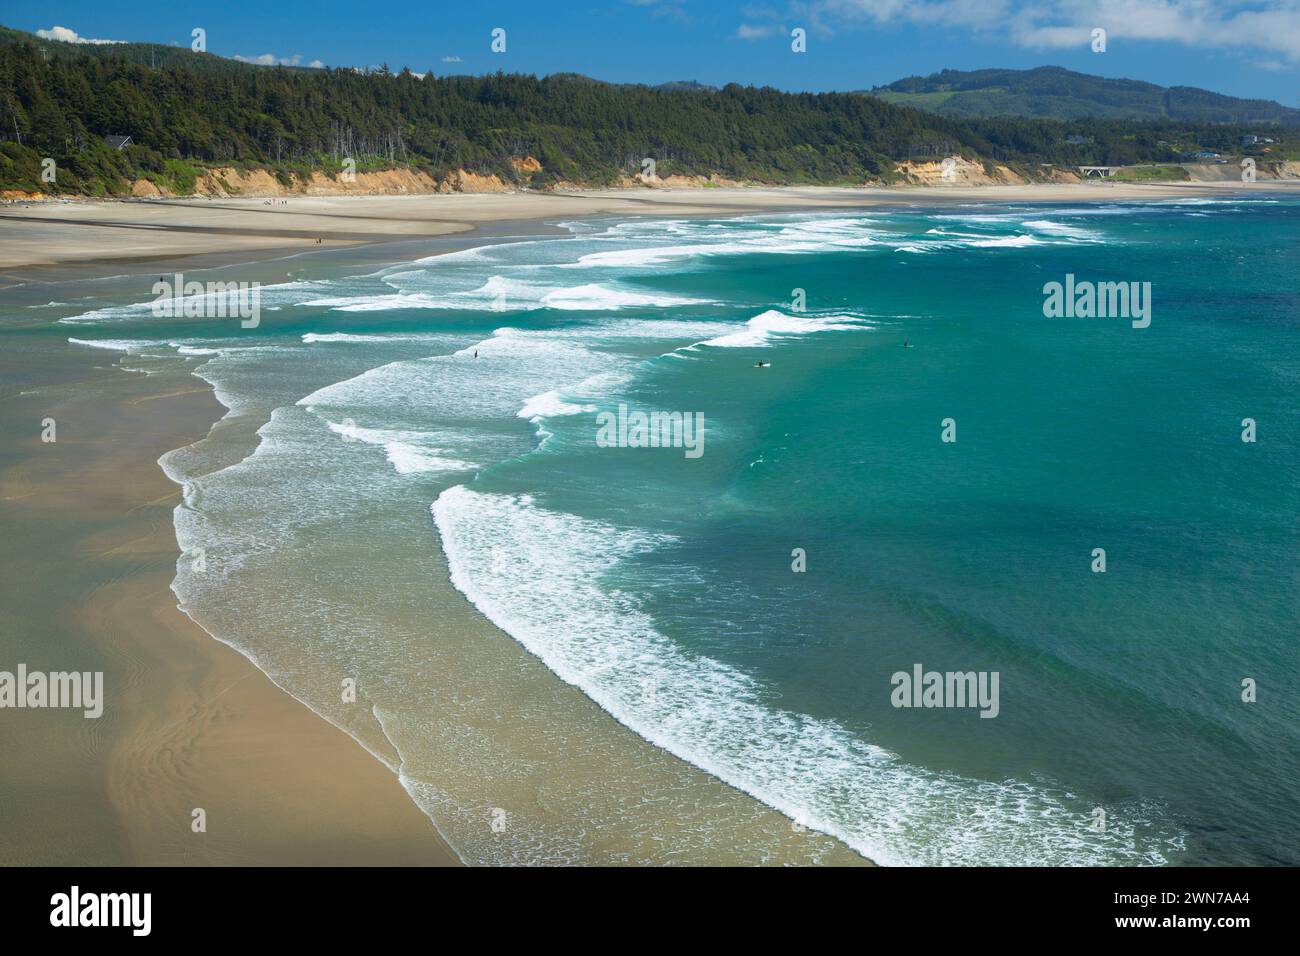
[0,23,998,195]
[0,23,286,74]
[653,80,717,93]
[869,66,1300,125]
[1,25,1296,197]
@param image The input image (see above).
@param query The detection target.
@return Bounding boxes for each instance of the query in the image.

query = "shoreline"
[3,180,1290,287]
[0,347,461,864]
[9,194,881,865]
[2,182,1290,866]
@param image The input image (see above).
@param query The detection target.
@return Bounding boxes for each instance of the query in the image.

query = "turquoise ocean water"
[54,197,1299,865]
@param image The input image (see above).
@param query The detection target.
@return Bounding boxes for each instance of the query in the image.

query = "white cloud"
[36,25,124,45]
[233,53,326,68]
[442,55,464,62]
[757,0,1300,62]
[1009,1,1300,63]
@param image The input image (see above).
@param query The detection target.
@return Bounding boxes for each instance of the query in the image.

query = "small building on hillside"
[105,135,133,150]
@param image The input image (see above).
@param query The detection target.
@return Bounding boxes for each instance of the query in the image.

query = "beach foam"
[431,486,1185,866]
[690,309,872,349]
[67,337,161,351]
[325,419,476,475]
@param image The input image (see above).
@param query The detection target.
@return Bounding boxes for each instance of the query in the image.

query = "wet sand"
[0,346,459,865]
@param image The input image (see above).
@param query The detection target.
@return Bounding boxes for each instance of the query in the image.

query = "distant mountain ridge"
[868,66,1300,126]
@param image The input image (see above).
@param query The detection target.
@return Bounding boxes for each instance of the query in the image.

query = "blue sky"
[8,0,1300,105]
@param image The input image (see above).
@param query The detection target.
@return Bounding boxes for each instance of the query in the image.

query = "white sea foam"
[935,214,1102,243]
[570,240,782,269]
[295,326,623,476]
[967,233,1042,247]
[299,292,445,312]
[67,337,161,351]
[453,276,715,311]
[540,318,735,343]
[58,279,325,323]
[325,420,475,475]
[302,331,444,344]
[553,214,1089,266]
[690,309,872,349]
[431,486,1186,867]
[1021,219,1101,240]
[300,277,713,313]
[60,304,155,324]
[1162,197,1278,205]
[541,282,712,310]
[560,219,866,269]
[517,390,597,420]
[919,230,1043,249]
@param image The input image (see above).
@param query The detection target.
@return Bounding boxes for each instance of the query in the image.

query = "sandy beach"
[0,180,1271,284]
[1,180,1290,866]
[0,334,459,865]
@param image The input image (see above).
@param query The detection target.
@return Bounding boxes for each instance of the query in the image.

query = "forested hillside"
[870,66,1300,125]
[0,26,1294,196]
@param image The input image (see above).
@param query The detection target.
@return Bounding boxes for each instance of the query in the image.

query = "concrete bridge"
[1079,166,1121,178]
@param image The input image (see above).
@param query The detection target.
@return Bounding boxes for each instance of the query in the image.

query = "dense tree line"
[0,34,1293,196]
